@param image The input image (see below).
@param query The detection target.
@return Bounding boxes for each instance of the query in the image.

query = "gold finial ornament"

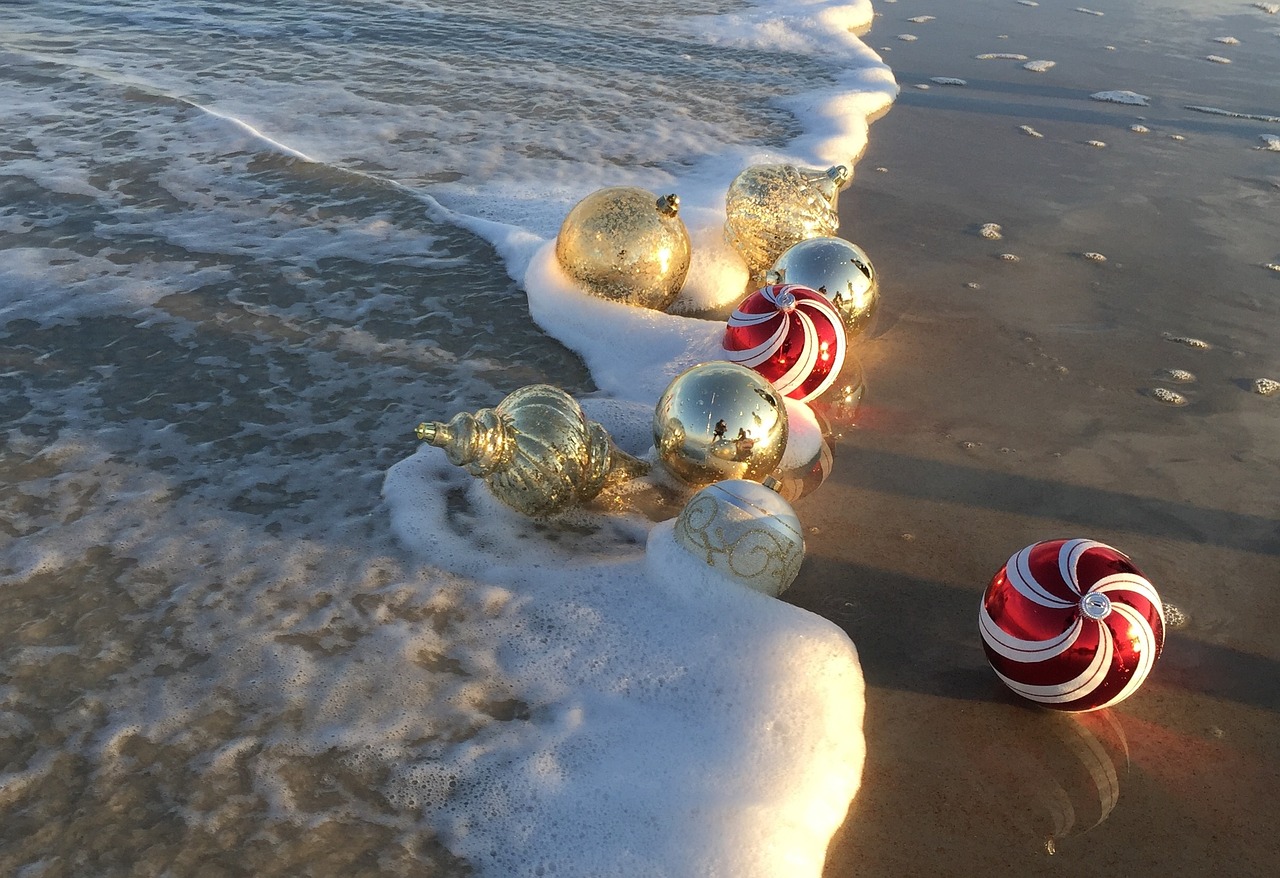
[555,186,692,311]
[415,384,647,518]
[724,163,852,287]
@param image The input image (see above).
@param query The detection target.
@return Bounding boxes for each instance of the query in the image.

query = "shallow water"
[1,1,891,875]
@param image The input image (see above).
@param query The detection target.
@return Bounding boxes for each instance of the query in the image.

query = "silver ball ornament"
[653,362,788,487]
[769,236,879,338]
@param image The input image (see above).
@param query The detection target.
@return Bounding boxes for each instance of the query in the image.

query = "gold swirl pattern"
[673,480,804,597]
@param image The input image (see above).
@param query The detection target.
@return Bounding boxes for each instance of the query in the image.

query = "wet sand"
[794,2,1280,875]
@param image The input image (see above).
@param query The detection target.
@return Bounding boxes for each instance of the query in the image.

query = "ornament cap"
[826,164,852,189]
[1081,592,1113,620]
[656,193,680,217]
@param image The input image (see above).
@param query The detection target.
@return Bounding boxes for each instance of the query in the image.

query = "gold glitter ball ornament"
[724,162,852,287]
[415,384,647,518]
[768,236,879,338]
[673,478,805,597]
[652,361,788,488]
[555,186,692,311]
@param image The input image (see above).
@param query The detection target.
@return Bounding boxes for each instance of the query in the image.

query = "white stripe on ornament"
[1093,573,1162,615]
[772,313,818,394]
[998,621,1114,704]
[728,308,780,326]
[811,301,847,396]
[726,318,791,368]
[1092,602,1158,710]
[1009,545,1076,608]
[1061,538,1110,596]
[980,604,1082,661]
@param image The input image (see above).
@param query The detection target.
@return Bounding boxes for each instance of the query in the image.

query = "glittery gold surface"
[416,384,647,518]
[652,362,788,487]
[555,187,691,311]
[770,236,879,338]
[724,163,851,287]
[673,479,805,597]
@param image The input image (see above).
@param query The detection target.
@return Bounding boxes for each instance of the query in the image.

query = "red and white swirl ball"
[979,539,1165,712]
[721,283,846,403]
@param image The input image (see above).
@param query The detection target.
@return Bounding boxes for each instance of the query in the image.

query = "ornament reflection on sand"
[769,236,879,338]
[979,539,1165,712]
[724,162,851,285]
[968,710,1129,854]
[415,384,648,518]
[555,186,691,311]
[673,478,805,597]
[653,361,788,488]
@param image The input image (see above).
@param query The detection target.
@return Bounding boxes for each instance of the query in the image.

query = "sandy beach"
[801,1,1280,875]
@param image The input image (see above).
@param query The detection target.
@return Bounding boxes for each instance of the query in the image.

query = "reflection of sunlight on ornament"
[554,187,691,311]
[653,362,789,487]
[770,236,879,340]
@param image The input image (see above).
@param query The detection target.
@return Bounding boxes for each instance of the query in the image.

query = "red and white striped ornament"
[722,283,846,403]
[979,538,1165,712]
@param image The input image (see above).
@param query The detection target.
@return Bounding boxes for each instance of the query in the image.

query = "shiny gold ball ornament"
[415,384,647,518]
[768,236,879,338]
[724,162,852,286]
[673,478,805,597]
[652,361,788,487]
[554,186,692,311]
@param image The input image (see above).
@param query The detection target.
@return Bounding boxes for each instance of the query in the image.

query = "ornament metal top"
[653,361,788,488]
[724,162,852,287]
[416,384,647,518]
[768,236,879,338]
[555,186,692,311]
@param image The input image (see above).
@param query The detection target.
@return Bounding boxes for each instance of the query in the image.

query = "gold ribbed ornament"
[555,186,691,311]
[724,163,852,287]
[415,384,647,518]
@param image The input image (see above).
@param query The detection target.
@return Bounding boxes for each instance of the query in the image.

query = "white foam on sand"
[1091,90,1151,106]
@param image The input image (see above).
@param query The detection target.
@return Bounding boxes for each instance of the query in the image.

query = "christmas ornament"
[416,384,648,518]
[555,186,691,311]
[768,236,879,338]
[773,435,834,503]
[653,361,788,488]
[673,478,805,597]
[724,162,851,285]
[979,539,1165,712]
[722,284,846,403]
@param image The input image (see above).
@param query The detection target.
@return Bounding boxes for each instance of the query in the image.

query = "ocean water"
[0,2,896,876]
